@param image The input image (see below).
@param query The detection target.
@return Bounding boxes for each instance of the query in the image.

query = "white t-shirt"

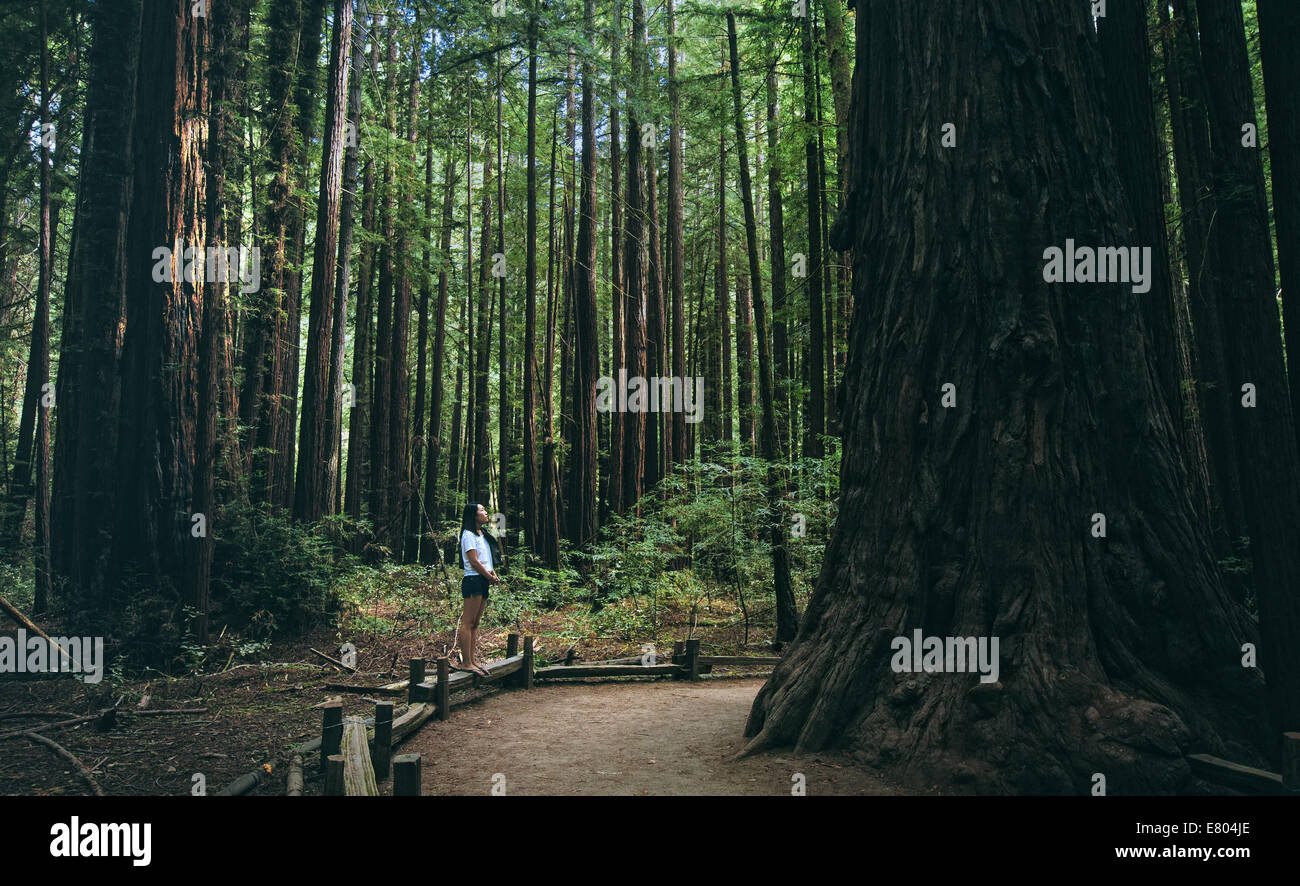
[460,529,494,578]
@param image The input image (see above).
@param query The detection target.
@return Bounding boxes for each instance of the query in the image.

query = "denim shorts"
[461,574,490,600]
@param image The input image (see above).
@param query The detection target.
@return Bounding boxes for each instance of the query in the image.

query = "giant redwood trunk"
[744,0,1271,793]
[113,0,209,642]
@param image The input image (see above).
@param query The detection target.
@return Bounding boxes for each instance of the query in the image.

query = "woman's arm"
[465,545,499,579]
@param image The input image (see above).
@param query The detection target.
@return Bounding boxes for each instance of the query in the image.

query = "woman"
[457,502,501,676]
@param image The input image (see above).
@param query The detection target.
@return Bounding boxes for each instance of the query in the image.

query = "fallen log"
[0,594,73,664]
[342,718,378,796]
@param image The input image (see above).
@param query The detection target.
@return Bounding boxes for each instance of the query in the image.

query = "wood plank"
[342,718,379,796]
[534,664,684,679]
[1187,753,1286,795]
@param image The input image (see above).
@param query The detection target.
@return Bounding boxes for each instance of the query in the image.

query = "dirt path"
[401,677,906,796]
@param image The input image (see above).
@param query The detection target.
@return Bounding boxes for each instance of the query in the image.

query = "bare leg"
[457,595,484,669]
[471,597,490,670]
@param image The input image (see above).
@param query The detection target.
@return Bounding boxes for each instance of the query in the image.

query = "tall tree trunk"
[744,0,1271,792]
[608,0,625,517]
[296,0,353,522]
[645,125,666,487]
[422,149,457,562]
[496,51,510,547]
[523,5,540,554]
[716,127,731,449]
[1198,0,1300,739]
[767,62,790,461]
[388,36,418,553]
[335,0,367,518]
[668,0,686,469]
[1260,0,1300,433]
[1165,0,1246,550]
[729,9,796,644]
[801,9,825,458]
[63,0,141,615]
[571,0,600,548]
[114,0,210,643]
[345,36,378,521]
[369,23,398,542]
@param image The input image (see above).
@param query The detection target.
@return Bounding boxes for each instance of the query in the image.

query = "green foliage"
[210,502,358,639]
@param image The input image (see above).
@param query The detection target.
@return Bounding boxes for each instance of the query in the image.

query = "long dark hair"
[460,502,482,536]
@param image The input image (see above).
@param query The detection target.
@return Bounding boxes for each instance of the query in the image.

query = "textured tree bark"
[472,89,494,504]
[114,0,209,644]
[295,0,353,523]
[745,0,1271,793]
[333,0,366,519]
[61,0,140,618]
[1198,0,1300,739]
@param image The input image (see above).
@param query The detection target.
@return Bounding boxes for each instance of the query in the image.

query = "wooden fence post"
[409,658,426,704]
[325,755,345,796]
[507,633,519,658]
[393,753,422,796]
[685,639,700,680]
[436,657,451,720]
[373,701,394,780]
[1284,732,1300,793]
[320,700,343,771]
[522,637,534,689]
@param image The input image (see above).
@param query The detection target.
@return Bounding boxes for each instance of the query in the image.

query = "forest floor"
[399,678,905,796]
[0,577,906,796]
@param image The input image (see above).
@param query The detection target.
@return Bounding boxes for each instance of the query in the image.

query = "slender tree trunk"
[522,6,539,554]
[296,0,353,522]
[422,149,457,562]
[767,62,790,461]
[801,10,825,458]
[729,9,796,644]
[608,0,625,517]
[571,0,600,548]
[668,0,686,469]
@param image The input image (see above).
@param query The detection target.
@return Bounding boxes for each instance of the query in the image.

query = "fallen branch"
[310,648,358,673]
[0,593,73,664]
[0,711,76,722]
[26,732,105,796]
[120,708,208,717]
[0,710,111,741]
